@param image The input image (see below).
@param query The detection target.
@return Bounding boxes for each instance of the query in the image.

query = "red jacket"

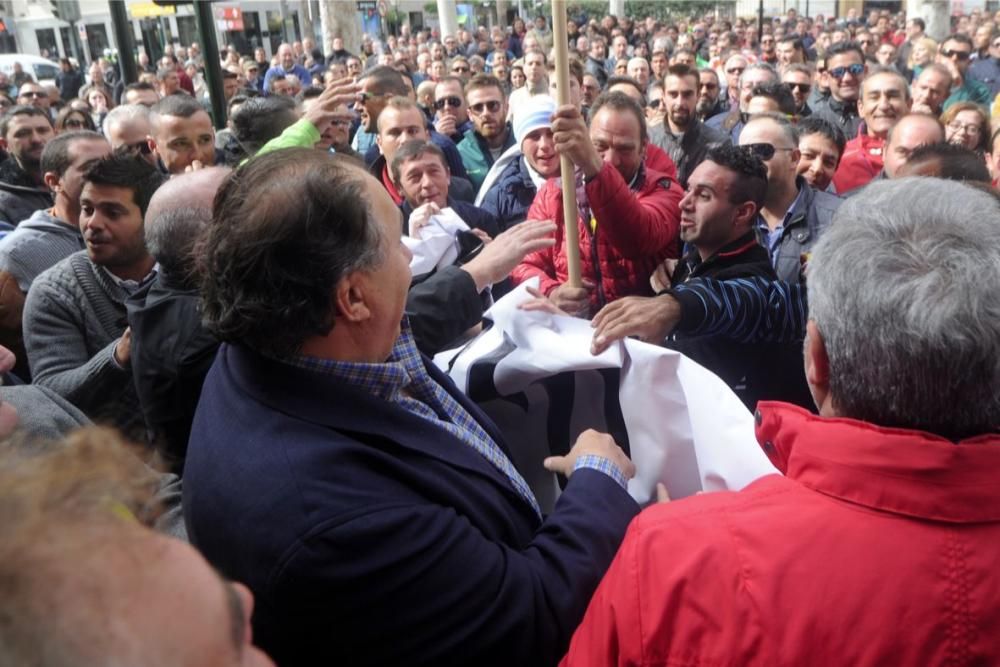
[832,126,885,193]
[511,162,682,314]
[563,402,1000,666]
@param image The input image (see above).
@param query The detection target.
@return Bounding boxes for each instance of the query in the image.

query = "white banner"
[435,281,777,511]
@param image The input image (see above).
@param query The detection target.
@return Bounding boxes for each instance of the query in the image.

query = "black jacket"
[126,272,219,473]
[668,232,810,411]
[810,95,862,140]
[0,158,51,228]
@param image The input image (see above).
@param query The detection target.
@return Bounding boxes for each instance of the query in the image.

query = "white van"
[0,54,62,87]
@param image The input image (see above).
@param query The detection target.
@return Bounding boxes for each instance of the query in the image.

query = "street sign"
[214,6,244,31]
[130,2,175,18]
[356,1,376,10]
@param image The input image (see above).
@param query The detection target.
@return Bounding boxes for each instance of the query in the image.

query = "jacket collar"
[0,156,43,190]
[826,95,859,118]
[755,402,1000,523]
[680,230,761,276]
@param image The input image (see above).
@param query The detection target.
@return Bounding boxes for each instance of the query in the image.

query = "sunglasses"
[829,63,865,79]
[469,100,502,113]
[452,66,470,73]
[435,95,463,109]
[788,82,812,93]
[726,66,746,74]
[942,49,971,61]
[124,140,152,155]
[741,142,794,160]
[64,118,87,128]
[21,91,45,98]
[647,98,664,109]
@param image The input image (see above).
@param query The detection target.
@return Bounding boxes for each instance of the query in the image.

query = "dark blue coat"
[479,154,539,231]
[401,196,500,239]
[183,343,638,667]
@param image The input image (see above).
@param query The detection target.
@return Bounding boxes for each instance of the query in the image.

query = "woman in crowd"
[943,101,991,155]
[55,105,97,133]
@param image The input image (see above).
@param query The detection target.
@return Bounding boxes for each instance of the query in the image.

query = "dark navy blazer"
[183,343,638,667]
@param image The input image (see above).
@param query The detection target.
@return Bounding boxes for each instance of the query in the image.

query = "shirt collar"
[756,402,1000,524]
[100,263,158,295]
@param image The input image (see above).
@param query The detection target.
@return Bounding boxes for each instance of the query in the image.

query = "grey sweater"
[0,208,85,291]
[23,250,144,438]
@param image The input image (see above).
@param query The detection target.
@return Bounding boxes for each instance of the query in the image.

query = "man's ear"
[804,319,834,416]
[734,201,757,227]
[146,136,157,156]
[332,274,371,323]
[0,137,7,152]
[42,171,59,192]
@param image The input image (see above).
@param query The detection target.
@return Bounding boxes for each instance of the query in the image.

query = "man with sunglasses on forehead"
[103,105,157,167]
[457,74,514,192]
[940,33,993,110]
[433,76,473,144]
[811,41,866,138]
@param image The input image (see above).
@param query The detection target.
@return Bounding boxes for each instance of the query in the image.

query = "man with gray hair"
[126,167,229,473]
[564,177,1000,664]
[103,104,156,165]
[707,62,778,141]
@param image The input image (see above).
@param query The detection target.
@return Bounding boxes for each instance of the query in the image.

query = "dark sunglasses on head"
[829,63,865,79]
[125,140,152,155]
[788,82,812,93]
[942,48,971,61]
[469,100,502,113]
[435,95,463,109]
[741,142,795,160]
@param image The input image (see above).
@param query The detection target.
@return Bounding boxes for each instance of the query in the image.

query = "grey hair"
[738,62,777,89]
[101,103,150,137]
[807,177,1000,439]
[145,205,211,288]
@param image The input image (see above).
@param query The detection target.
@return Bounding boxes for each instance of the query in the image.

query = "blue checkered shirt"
[289,322,544,518]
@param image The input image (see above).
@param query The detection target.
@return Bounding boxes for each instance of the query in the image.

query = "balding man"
[126,167,229,473]
[262,43,311,92]
[882,113,945,179]
[911,64,952,116]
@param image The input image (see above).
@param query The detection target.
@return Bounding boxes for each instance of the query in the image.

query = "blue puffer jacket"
[479,155,540,232]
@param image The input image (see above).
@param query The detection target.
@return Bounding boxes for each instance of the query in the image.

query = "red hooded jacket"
[563,402,1000,666]
[511,161,682,315]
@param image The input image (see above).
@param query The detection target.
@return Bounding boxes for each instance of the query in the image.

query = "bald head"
[145,167,232,285]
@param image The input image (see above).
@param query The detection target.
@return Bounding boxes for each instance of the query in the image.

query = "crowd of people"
[0,4,999,665]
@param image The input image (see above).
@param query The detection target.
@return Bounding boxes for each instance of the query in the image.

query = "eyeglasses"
[469,99,502,113]
[942,49,971,61]
[741,142,795,160]
[947,121,982,136]
[829,63,865,79]
[435,95,463,110]
[647,98,664,109]
[788,82,812,93]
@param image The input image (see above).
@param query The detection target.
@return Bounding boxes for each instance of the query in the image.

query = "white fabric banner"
[404,208,470,278]
[434,280,777,511]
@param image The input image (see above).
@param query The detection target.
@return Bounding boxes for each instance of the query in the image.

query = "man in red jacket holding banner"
[511,91,683,317]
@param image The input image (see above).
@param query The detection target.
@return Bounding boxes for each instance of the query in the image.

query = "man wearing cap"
[479,95,560,231]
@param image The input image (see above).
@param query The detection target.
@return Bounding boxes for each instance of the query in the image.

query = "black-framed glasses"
[434,95,463,110]
[741,142,795,160]
[942,49,971,61]
[469,99,502,113]
[829,63,864,79]
[788,82,812,93]
[647,98,664,109]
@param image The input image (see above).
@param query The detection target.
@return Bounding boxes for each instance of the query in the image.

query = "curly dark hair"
[706,142,768,209]
[198,149,384,359]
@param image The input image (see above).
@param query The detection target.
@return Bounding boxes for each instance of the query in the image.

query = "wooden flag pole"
[550,0,582,288]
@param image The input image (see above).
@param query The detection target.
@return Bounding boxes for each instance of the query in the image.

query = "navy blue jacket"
[183,343,638,667]
[479,154,539,231]
[401,196,500,239]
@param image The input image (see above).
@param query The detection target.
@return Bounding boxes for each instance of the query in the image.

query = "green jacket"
[944,78,993,110]
[456,125,515,193]
[240,118,321,166]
